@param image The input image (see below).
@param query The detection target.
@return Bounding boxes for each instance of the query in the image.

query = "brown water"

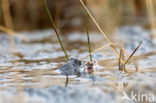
[0,26,156,103]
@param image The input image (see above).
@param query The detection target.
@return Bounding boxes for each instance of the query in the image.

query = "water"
[0,26,156,103]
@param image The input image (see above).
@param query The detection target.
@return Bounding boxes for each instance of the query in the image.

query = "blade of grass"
[84,1,94,81]
[1,0,13,29]
[118,45,140,72]
[0,25,18,35]
[0,25,28,41]
[124,42,142,65]
[80,0,124,64]
[43,0,69,87]
[80,0,110,43]
[65,75,69,87]
[117,45,130,57]
[84,0,92,61]
[81,43,111,60]
[118,48,122,71]
[87,27,92,61]
[121,48,127,72]
[43,0,69,60]
[118,48,127,72]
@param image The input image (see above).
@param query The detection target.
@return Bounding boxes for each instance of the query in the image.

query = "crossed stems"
[118,42,142,72]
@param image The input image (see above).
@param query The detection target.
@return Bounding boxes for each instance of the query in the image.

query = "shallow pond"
[0,26,156,103]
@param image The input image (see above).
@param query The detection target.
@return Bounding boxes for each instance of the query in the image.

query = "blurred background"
[0,1,156,103]
[0,0,155,34]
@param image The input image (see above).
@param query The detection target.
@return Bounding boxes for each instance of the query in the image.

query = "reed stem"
[80,0,124,64]
[43,0,69,60]
[124,42,142,65]
[81,43,111,60]
[87,27,92,61]
[1,0,13,29]
[65,75,69,87]
[84,0,92,61]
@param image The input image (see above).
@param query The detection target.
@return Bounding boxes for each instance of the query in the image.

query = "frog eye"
[90,63,94,66]
[78,60,81,65]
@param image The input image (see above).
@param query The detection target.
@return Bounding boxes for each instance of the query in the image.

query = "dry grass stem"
[80,0,125,64]
[118,42,142,72]
[81,43,111,60]
[0,25,28,41]
[1,0,13,29]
